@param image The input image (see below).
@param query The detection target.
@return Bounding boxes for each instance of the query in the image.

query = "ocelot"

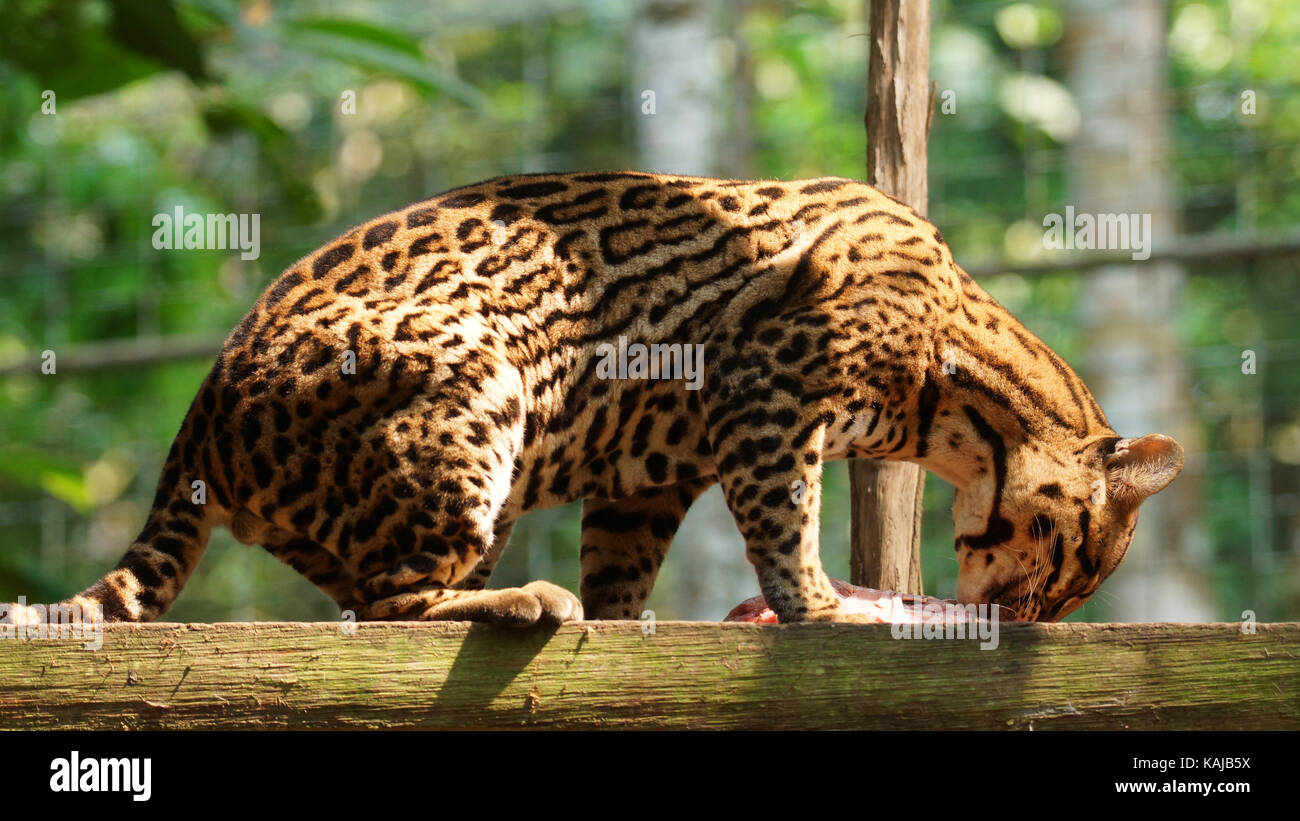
[7,172,1184,626]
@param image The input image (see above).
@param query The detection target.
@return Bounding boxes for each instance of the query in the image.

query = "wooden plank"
[852,0,932,594]
[1,622,1296,730]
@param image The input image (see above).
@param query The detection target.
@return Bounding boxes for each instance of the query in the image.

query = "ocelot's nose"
[955,573,983,607]
[961,575,1024,612]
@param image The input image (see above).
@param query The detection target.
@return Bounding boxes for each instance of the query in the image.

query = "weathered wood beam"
[1,622,1295,730]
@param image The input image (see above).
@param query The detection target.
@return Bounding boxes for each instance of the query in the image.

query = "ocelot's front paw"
[423,582,583,627]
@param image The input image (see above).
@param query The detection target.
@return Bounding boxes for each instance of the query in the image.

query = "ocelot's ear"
[1105,434,1185,507]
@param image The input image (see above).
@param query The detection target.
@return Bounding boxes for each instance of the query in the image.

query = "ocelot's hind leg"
[579,477,714,618]
[247,359,583,625]
[233,506,554,622]
[339,476,582,625]
[340,476,582,624]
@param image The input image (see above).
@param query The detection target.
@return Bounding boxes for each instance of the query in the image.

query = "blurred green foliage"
[1,0,1297,622]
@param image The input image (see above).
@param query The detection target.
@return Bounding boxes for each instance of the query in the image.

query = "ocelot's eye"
[1029,514,1054,540]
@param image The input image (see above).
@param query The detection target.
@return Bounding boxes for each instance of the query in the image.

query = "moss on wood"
[1,622,1295,729]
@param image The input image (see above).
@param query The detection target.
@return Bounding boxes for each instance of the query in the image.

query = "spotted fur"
[12,172,1184,625]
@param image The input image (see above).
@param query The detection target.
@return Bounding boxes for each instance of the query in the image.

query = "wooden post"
[850,0,929,594]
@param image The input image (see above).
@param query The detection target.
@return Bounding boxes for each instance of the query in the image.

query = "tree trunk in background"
[1064,0,1212,619]
[632,0,719,176]
[633,0,756,617]
[850,0,928,595]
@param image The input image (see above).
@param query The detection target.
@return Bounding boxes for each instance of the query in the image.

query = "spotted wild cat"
[6,172,1184,626]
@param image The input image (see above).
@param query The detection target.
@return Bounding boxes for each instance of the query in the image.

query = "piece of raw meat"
[723,578,1018,623]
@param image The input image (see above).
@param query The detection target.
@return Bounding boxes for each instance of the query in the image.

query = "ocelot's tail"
[65,458,217,622]
[5,383,222,624]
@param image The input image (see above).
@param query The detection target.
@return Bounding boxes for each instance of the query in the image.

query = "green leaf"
[0,449,80,488]
[1,9,164,100]
[40,471,93,514]
[201,96,290,146]
[282,17,423,59]
[106,0,209,82]
[0,0,207,100]
[279,16,492,111]
[0,448,93,513]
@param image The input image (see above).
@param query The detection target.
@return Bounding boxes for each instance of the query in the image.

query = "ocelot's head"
[953,433,1185,621]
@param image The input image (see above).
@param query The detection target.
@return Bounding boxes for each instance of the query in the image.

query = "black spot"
[776,333,808,364]
[1075,509,1096,575]
[312,243,355,279]
[407,207,437,228]
[582,507,647,533]
[290,505,316,529]
[800,179,848,195]
[272,435,292,463]
[1044,533,1066,589]
[252,453,274,488]
[914,375,941,458]
[645,453,668,483]
[362,221,398,250]
[265,272,302,308]
[240,413,262,450]
[119,555,163,589]
[771,409,797,428]
[583,564,626,590]
[665,418,688,446]
[489,203,523,225]
[499,180,568,199]
[153,536,186,561]
[455,219,481,242]
[442,192,486,208]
